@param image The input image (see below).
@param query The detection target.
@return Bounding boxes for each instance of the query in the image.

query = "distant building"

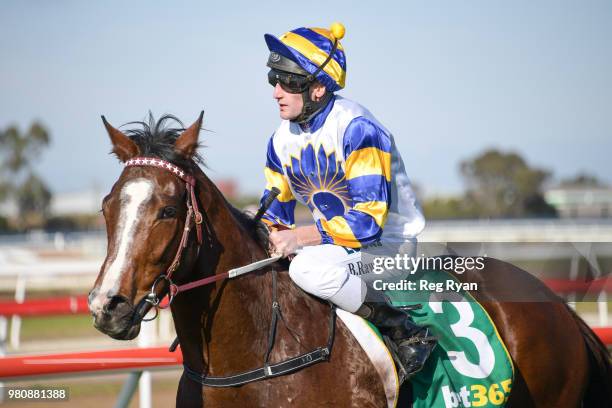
[1,179,242,219]
[0,188,105,218]
[50,188,106,215]
[545,186,612,218]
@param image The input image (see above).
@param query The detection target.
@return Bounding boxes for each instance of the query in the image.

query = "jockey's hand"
[269,225,322,258]
[269,229,299,258]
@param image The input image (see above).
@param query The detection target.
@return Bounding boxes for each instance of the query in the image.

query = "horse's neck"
[197,169,265,265]
[174,166,274,374]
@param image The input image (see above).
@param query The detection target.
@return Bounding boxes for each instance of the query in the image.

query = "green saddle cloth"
[377,269,514,408]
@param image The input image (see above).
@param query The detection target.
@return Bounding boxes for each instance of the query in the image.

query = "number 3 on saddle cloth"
[338,267,515,408]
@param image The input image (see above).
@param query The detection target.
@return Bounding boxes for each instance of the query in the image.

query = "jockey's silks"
[260,95,425,248]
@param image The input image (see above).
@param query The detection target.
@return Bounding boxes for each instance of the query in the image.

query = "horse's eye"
[160,206,177,219]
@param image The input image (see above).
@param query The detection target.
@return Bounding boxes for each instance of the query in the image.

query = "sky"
[1,1,610,198]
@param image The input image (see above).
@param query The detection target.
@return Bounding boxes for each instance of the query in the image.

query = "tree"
[16,174,52,226]
[0,180,9,203]
[460,149,557,218]
[0,122,52,229]
[0,123,50,172]
[421,196,481,219]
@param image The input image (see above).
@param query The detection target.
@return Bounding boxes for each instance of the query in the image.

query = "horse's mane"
[228,206,271,250]
[122,112,204,170]
[122,112,269,249]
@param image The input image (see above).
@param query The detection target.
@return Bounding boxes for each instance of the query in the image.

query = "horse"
[88,112,611,407]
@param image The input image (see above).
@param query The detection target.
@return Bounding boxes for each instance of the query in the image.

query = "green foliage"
[422,197,481,220]
[0,215,9,232]
[0,181,10,203]
[460,149,557,218]
[16,173,52,223]
[0,122,50,172]
[0,121,52,229]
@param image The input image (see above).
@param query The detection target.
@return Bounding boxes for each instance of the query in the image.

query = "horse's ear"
[101,116,140,162]
[175,111,203,159]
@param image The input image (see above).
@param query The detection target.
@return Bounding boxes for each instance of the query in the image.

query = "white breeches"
[288,240,417,313]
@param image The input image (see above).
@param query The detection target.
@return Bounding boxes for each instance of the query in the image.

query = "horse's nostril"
[104,295,129,313]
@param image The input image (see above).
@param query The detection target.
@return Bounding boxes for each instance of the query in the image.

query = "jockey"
[260,22,436,378]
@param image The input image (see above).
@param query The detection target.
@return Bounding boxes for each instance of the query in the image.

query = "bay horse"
[89,113,611,407]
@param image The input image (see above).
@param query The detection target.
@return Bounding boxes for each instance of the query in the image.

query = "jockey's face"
[273,82,327,121]
[273,83,303,120]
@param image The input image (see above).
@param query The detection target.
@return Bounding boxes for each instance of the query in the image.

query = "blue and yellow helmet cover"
[265,23,347,92]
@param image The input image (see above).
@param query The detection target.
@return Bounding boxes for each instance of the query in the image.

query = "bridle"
[124,157,204,320]
[123,156,336,387]
[126,157,282,321]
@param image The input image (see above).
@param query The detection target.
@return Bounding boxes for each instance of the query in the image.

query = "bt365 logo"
[442,379,511,407]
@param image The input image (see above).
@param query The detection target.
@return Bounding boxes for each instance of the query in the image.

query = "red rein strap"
[171,272,229,296]
[125,157,204,280]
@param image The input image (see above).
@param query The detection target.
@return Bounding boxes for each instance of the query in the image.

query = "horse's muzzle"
[91,295,141,340]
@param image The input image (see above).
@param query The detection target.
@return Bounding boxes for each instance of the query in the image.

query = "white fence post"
[598,291,609,327]
[137,311,156,408]
[158,309,174,342]
[10,275,27,350]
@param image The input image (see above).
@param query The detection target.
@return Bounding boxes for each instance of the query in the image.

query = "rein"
[124,156,336,387]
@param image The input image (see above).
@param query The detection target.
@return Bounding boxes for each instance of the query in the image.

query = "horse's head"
[89,113,204,340]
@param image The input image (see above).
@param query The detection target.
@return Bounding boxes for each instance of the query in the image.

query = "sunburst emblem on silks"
[285,144,353,220]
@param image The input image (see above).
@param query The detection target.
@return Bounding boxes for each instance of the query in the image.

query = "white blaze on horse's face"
[90,178,153,314]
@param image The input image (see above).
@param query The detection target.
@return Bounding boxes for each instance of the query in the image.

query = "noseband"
[124,157,203,317]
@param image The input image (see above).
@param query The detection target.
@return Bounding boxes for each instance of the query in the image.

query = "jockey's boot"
[355,286,436,379]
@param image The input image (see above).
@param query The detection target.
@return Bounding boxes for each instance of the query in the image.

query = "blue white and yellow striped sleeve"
[316,117,391,247]
[260,136,296,229]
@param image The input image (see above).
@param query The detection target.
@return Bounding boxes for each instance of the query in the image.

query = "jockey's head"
[265,22,346,123]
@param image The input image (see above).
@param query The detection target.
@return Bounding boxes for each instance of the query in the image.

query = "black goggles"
[267,69,311,94]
